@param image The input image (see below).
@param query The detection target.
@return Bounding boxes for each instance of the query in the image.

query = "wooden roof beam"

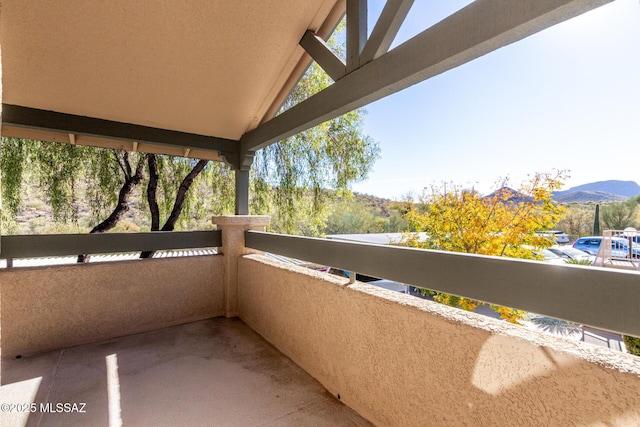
[2,104,238,165]
[346,0,367,73]
[299,30,346,82]
[360,0,414,64]
[240,0,613,156]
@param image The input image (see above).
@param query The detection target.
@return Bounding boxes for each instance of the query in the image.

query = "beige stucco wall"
[1,255,224,359]
[1,9,4,372]
[238,254,640,427]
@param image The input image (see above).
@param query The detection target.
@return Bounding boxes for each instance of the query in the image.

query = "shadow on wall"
[237,254,640,426]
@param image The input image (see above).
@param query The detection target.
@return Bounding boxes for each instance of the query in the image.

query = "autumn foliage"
[404,171,566,323]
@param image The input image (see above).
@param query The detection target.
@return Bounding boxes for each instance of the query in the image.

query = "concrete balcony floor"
[1,318,372,427]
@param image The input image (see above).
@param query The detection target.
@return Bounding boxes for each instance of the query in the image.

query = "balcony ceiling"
[0,0,343,160]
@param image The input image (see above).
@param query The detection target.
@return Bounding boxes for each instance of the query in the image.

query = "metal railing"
[245,230,640,337]
[594,229,640,271]
[0,230,221,267]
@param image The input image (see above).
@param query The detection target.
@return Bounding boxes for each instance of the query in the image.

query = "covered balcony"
[1,216,640,426]
[1,1,639,426]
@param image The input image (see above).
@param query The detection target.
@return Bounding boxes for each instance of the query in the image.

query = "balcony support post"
[213,216,270,318]
[235,169,250,215]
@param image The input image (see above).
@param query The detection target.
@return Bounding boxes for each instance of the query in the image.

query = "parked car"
[547,245,595,264]
[522,245,567,264]
[573,236,640,258]
[534,248,568,265]
[536,230,570,244]
[620,232,640,244]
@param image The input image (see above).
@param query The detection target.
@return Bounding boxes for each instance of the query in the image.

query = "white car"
[537,230,570,244]
[535,248,569,265]
[547,245,595,264]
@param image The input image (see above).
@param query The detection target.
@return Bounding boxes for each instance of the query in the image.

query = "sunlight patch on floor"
[106,354,122,427]
[0,376,42,426]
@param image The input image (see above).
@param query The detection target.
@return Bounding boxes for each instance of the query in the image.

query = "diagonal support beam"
[2,104,239,165]
[360,0,414,64]
[240,0,612,154]
[346,0,367,73]
[300,30,346,82]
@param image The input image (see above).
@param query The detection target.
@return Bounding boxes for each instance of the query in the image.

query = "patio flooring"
[1,318,372,427]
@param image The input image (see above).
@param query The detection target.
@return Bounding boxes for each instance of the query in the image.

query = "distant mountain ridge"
[553,190,627,204]
[484,187,532,203]
[553,180,640,203]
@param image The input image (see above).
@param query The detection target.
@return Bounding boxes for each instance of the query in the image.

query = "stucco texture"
[238,254,640,427]
[1,256,224,359]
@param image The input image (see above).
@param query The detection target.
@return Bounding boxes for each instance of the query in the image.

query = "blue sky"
[351,0,640,199]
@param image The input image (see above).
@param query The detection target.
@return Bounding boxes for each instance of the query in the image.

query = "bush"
[623,335,640,356]
[111,220,141,233]
[564,259,593,266]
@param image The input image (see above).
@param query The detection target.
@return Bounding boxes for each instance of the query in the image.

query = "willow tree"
[1,137,27,227]
[252,85,378,235]
[251,51,378,233]
[1,138,99,233]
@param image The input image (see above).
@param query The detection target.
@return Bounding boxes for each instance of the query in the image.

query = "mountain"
[553,180,640,203]
[556,180,640,198]
[553,190,627,204]
[484,187,532,203]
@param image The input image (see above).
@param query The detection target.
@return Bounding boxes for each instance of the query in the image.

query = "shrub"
[564,259,593,266]
[623,335,640,356]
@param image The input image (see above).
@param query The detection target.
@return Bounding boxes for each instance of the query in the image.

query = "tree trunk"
[147,154,160,231]
[141,159,209,258]
[141,154,161,258]
[78,153,147,262]
[161,160,209,231]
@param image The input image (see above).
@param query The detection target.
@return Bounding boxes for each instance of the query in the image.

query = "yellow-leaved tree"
[404,171,567,324]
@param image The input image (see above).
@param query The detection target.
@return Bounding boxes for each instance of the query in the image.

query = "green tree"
[248,23,378,235]
[403,171,567,323]
[87,151,148,234]
[326,202,385,235]
[594,204,601,235]
[141,155,210,258]
[556,203,594,237]
[251,77,378,235]
[324,194,409,235]
[0,138,27,232]
[600,200,638,230]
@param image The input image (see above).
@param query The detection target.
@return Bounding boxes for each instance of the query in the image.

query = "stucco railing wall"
[238,254,640,427]
[0,255,224,359]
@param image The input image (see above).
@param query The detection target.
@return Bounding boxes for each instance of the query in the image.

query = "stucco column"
[213,216,270,318]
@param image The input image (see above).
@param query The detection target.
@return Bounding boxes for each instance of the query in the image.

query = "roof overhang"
[0,0,345,163]
[0,0,613,168]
